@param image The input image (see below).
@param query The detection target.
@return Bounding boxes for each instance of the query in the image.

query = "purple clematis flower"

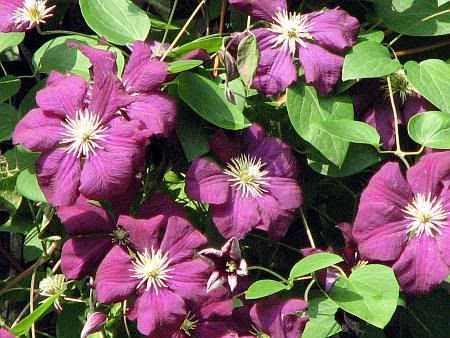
[72,41,177,138]
[94,215,211,337]
[12,71,148,206]
[353,71,434,150]
[186,124,302,240]
[229,0,359,96]
[198,237,248,293]
[352,152,450,294]
[58,191,185,280]
[0,0,55,32]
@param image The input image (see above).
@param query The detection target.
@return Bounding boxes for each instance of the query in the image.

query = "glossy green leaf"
[33,35,125,79]
[303,292,341,338]
[79,0,150,45]
[176,110,210,161]
[147,12,178,30]
[358,30,385,43]
[237,34,260,89]
[177,72,251,130]
[0,103,19,142]
[287,83,353,167]
[16,167,47,203]
[170,36,223,58]
[0,32,25,53]
[23,227,43,263]
[168,59,204,73]
[375,0,450,36]
[407,111,450,148]
[0,76,20,102]
[311,120,381,147]
[245,279,287,300]
[329,264,399,329]
[11,293,61,336]
[405,59,450,113]
[343,41,402,81]
[290,253,343,279]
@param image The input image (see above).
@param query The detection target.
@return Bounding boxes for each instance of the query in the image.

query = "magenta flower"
[355,72,434,149]
[352,152,450,294]
[12,71,148,206]
[58,191,185,280]
[94,216,211,336]
[0,0,55,32]
[198,237,248,292]
[186,124,302,240]
[73,41,177,138]
[229,0,359,96]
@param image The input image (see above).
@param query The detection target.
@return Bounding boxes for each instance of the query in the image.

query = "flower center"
[226,260,237,273]
[268,10,313,55]
[130,247,173,294]
[402,193,448,238]
[181,312,198,336]
[11,0,55,29]
[39,274,67,297]
[112,227,129,245]
[223,154,270,198]
[59,109,108,159]
[381,70,416,103]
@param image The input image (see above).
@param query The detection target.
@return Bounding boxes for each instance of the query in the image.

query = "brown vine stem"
[300,209,316,248]
[0,241,23,273]
[394,39,450,57]
[160,0,206,61]
[1,242,59,294]
[30,267,37,338]
[213,0,228,76]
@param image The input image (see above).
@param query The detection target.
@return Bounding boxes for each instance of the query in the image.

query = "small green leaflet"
[237,34,260,90]
[289,253,343,280]
[407,111,450,148]
[245,279,287,300]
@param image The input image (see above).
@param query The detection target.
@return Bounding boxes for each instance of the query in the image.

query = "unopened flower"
[58,192,185,279]
[199,237,248,292]
[352,152,450,294]
[81,312,107,338]
[186,124,302,240]
[228,0,359,96]
[12,71,148,206]
[0,0,55,32]
[94,216,211,336]
[72,41,177,138]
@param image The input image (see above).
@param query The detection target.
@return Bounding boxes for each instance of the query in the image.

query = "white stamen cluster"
[60,109,108,158]
[268,10,313,55]
[39,274,67,297]
[11,0,55,30]
[130,247,173,294]
[403,193,448,238]
[381,70,416,103]
[224,154,270,198]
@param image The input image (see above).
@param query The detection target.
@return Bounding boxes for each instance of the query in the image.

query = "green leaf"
[439,0,450,6]
[56,303,86,338]
[23,227,43,263]
[358,30,385,43]
[33,35,125,79]
[342,41,402,81]
[170,36,223,58]
[4,146,40,172]
[405,59,450,113]
[303,292,341,338]
[79,0,150,45]
[290,253,343,279]
[19,80,46,116]
[245,279,287,300]
[147,12,178,30]
[329,264,399,329]
[177,72,251,130]
[311,120,381,147]
[168,60,204,73]
[287,83,353,167]
[407,288,450,338]
[307,143,383,177]
[375,0,450,36]
[16,167,47,203]
[0,103,19,142]
[11,293,61,336]
[0,76,20,102]
[176,110,210,161]
[0,32,25,54]
[237,34,260,89]
[407,111,450,148]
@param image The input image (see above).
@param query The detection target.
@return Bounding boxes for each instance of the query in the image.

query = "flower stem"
[303,279,316,302]
[247,266,289,284]
[157,0,178,56]
[161,0,206,61]
[300,209,316,248]
[213,0,228,76]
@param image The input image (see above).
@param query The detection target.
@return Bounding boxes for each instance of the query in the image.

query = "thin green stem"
[247,266,289,284]
[387,76,401,153]
[300,209,316,248]
[158,0,179,56]
[303,279,316,302]
[331,264,348,279]
[247,233,301,253]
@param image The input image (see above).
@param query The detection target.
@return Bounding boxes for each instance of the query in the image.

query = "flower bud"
[81,312,107,338]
